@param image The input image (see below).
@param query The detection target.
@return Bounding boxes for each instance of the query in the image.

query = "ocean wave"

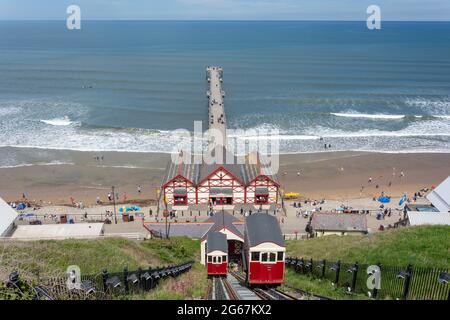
[330,112,405,120]
[405,97,450,117]
[0,161,74,169]
[40,116,74,126]
[0,107,22,117]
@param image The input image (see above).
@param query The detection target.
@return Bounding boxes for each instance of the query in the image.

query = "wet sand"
[0,150,449,205]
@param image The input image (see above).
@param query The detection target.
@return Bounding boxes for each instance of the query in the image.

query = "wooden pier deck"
[206,66,227,148]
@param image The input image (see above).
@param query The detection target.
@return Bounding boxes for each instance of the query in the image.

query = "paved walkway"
[207,66,226,148]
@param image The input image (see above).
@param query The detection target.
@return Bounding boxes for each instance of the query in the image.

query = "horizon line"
[0,19,450,22]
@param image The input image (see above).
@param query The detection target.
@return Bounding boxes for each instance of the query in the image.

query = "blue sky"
[0,0,449,20]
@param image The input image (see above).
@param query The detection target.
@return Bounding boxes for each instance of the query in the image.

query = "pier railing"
[285,257,449,300]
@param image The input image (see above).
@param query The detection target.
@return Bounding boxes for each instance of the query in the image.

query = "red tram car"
[243,213,285,286]
[206,232,228,277]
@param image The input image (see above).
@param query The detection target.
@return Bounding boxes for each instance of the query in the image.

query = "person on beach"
[138,186,142,194]
[96,196,100,204]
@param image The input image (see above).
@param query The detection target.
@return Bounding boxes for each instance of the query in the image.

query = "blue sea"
[0,21,450,167]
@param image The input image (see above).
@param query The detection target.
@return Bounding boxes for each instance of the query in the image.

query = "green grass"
[286,226,450,268]
[284,226,450,300]
[0,237,207,300]
[282,269,368,300]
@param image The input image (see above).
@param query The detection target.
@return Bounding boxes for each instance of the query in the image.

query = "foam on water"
[330,112,406,120]
[40,116,74,126]
[0,161,74,169]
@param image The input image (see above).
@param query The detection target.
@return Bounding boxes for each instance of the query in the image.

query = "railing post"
[123,267,129,293]
[402,264,413,300]
[372,263,381,299]
[351,262,359,293]
[321,259,326,278]
[102,269,109,292]
[137,267,143,290]
[334,260,341,285]
[309,258,313,274]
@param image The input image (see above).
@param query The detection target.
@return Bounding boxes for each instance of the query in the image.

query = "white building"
[10,223,105,240]
[0,196,18,237]
[427,176,450,213]
[407,212,450,226]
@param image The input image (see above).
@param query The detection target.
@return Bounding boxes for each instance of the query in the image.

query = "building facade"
[162,150,279,210]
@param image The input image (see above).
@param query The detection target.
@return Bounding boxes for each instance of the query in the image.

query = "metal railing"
[285,257,449,300]
[1,261,194,300]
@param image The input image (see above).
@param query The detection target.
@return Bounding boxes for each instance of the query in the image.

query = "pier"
[206,66,226,148]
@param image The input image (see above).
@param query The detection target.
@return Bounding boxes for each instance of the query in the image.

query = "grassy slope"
[284,226,450,300]
[286,226,450,268]
[0,237,207,300]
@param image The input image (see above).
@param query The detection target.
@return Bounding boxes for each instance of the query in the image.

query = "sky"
[0,0,449,21]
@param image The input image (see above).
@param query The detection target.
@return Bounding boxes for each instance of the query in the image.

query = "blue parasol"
[399,195,407,206]
[378,196,391,203]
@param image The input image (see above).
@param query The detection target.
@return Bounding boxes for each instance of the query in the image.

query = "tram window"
[269,252,276,262]
[277,252,284,261]
[251,252,260,261]
[261,252,268,262]
[222,255,227,262]
[213,256,217,263]
[208,256,212,263]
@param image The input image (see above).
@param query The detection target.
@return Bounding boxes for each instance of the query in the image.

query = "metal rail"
[210,276,238,300]
[229,270,332,300]
[253,288,296,300]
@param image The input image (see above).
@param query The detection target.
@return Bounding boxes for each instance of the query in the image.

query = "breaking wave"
[330,112,405,120]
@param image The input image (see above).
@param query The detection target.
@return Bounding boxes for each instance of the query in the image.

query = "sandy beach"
[0,150,449,205]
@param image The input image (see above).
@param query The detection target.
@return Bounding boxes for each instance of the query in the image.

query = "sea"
[0,21,450,168]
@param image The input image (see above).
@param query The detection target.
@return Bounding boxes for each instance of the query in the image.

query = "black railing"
[285,257,449,300]
[1,261,194,300]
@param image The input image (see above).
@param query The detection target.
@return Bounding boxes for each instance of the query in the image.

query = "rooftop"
[0,196,18,237]
[426,176,450,212]
[407,212,450,226]
[311,212,368,233]
[207,231,228,254]
[10,223,105,240]
[245,213,284,247]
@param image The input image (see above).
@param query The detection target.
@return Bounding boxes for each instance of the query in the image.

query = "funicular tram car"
[242,213,285,287]
[206,232,228,277]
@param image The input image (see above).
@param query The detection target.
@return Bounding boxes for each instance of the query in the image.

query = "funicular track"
[209,276,239,300]
[230,270,326,301]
